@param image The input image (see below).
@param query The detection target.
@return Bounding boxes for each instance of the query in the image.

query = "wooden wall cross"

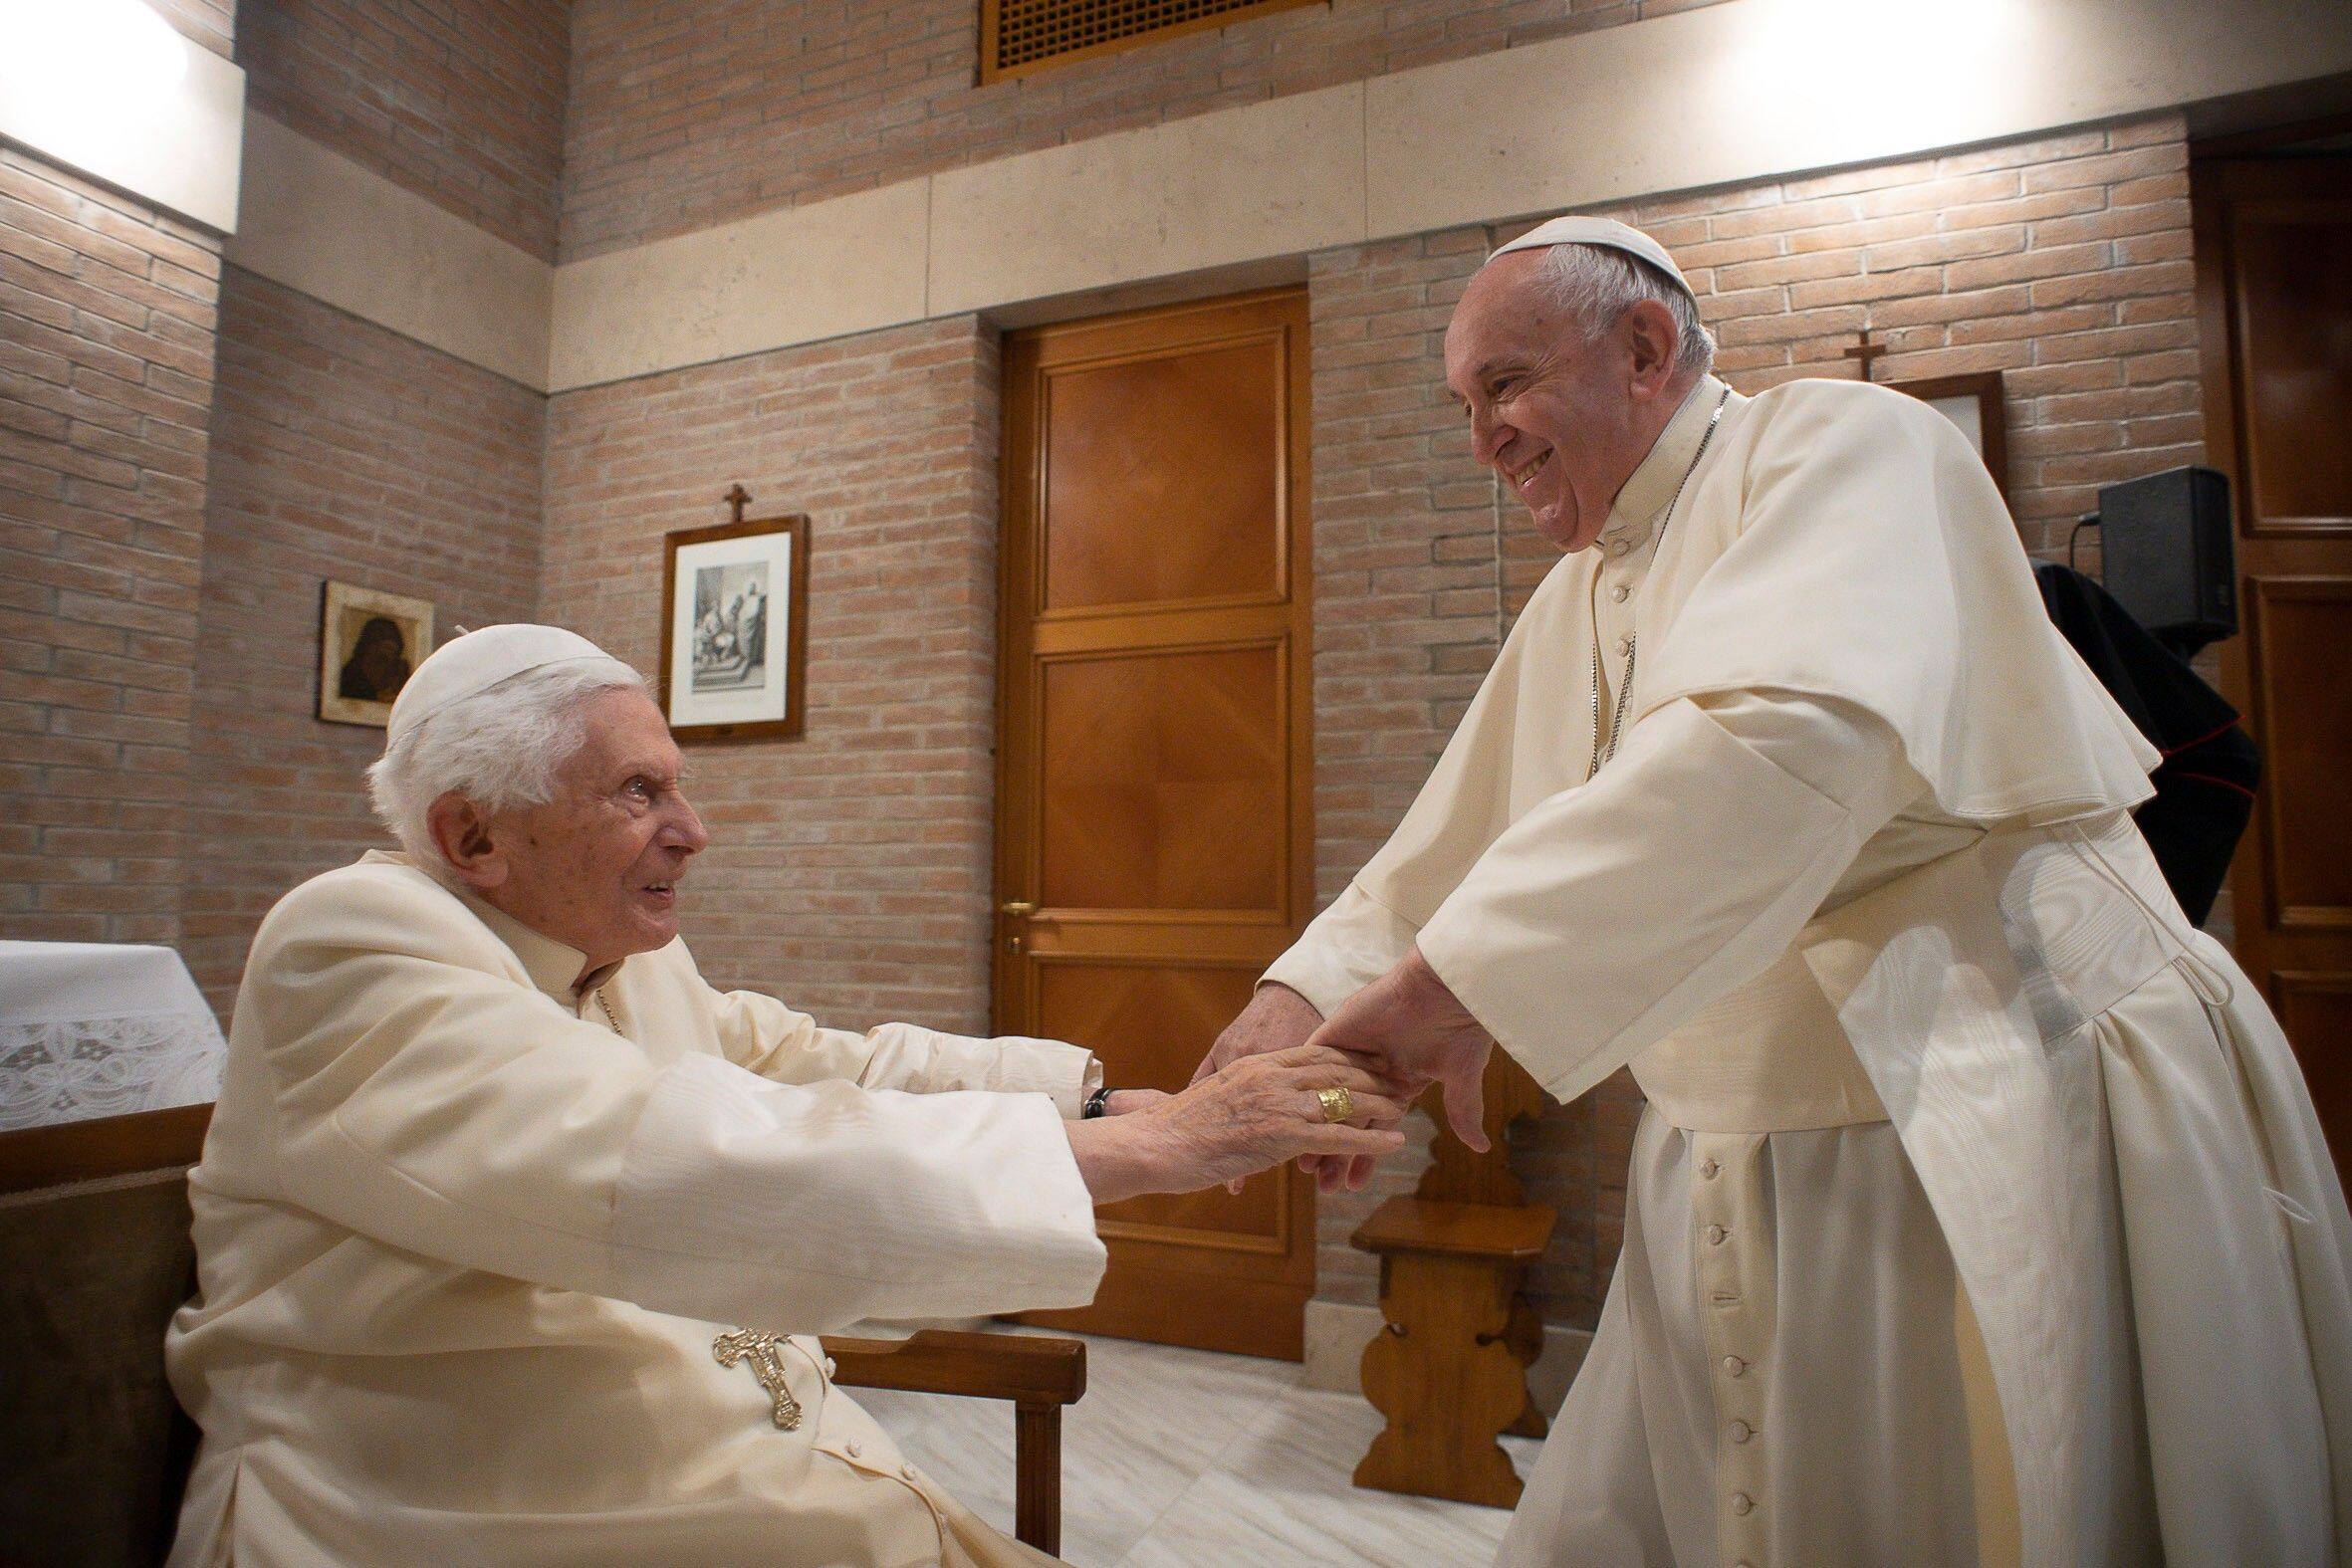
[1843,328,1889,382]
[723,483,751,524]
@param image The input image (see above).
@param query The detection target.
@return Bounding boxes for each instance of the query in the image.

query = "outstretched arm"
[1309,689,1917,1143]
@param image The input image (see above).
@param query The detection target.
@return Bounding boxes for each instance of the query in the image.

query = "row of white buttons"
[838,1442,920,1484]
[1694,1134,1767,1567]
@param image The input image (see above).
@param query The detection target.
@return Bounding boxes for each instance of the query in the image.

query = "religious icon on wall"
[1889,370,2010,503]
[659,504,808,742]
[317,579,434,728]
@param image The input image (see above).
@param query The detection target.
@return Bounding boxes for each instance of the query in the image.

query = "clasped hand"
[1063,1045,1410,1205]
[1188,946,1497,1193]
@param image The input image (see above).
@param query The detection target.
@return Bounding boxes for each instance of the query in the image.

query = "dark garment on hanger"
[2033,561,2259,927]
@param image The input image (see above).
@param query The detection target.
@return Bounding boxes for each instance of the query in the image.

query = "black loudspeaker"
[2095,465,2236,653]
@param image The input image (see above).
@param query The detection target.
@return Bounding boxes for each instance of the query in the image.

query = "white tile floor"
[851,1330,1544,1567]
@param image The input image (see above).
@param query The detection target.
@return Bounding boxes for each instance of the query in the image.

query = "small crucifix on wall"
[1843,327,1889,382]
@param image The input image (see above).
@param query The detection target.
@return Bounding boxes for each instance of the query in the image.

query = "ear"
[1621,299,1682,402]
[425,791,507,890]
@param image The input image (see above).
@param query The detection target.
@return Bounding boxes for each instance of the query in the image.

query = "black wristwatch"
[1082,1085,1114,1119]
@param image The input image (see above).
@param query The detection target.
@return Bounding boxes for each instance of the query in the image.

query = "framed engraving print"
[659,513,808,742]
[318,579,434,728]
[1889,369,2010,502]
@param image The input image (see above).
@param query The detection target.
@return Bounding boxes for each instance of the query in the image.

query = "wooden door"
[994,289,1315,1358]
[2193,150,2352,1175]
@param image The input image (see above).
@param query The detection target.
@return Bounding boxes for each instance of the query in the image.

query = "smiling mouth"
[1510,449,1551,491]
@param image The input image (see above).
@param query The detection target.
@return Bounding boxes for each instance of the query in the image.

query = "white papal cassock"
[165,850,1108,1567]
[1266,374,2352,1565]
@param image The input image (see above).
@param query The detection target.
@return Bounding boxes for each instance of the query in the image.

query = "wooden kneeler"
[1351,1051,1556,1508]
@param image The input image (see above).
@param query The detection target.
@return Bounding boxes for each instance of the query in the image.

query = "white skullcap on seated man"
[1192,215,2352,1563]
[164,625,1405,1568]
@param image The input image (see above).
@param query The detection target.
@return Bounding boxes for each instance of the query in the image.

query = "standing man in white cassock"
[1194,217,2352,1564]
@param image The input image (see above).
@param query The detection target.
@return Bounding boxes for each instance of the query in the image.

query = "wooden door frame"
[990,287,1318,1355]
[2190,142,2352,991]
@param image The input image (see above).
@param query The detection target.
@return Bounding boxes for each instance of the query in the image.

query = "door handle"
[1000,901,1038,918]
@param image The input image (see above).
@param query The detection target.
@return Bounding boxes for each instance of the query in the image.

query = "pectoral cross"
[1843,328,1888,383]
[714,1328,804,1430]
[723,483,751,525]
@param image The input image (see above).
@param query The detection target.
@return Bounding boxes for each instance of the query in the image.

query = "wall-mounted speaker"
[2094,466,2236,653]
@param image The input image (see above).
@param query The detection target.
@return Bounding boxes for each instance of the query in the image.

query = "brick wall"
[541,316,1004,1033]
[183,269,545,1009]
[559,0,1724,263]
[242,0,572,260]
[1301,112,2205,1326]
[0,146,226,947]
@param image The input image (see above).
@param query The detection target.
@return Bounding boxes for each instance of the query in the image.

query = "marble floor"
[851,1329,1543,1567]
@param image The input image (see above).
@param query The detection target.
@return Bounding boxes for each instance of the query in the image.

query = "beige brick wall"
[242,0,572,260]
[541,316,1004,1033]
[0,147,226,948]
[559,0,1725,263]
[183,269,545,1012]
[1302,112,2206,1326]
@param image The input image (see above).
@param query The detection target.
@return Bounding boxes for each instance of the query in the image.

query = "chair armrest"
[818,1329,1085,1406]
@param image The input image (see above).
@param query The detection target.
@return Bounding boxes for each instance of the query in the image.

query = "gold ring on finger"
[1315,1085,1354,1123]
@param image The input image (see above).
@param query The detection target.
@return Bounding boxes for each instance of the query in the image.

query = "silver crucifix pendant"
[713,1328,805,1431]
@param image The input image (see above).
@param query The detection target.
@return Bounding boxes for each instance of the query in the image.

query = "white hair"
[1535,243,1716,378]
[365,657,650,866]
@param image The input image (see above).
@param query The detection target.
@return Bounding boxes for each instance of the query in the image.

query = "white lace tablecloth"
[0,941,227,1130]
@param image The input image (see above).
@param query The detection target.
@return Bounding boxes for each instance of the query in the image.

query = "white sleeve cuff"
[1260,883,1421,1016]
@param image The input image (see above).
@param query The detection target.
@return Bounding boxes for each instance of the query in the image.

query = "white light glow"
[1714,0,2029,169]
[0,0,188,100]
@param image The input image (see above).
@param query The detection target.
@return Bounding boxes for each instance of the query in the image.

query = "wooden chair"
[821,1329,1086,1555]
[0,1104,1086,1564]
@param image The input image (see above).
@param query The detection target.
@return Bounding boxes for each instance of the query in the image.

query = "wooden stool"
[1352,1196,1555,1507]
[1348,1047,1558,1507]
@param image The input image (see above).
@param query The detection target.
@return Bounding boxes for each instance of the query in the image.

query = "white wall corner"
[0,34,245,235]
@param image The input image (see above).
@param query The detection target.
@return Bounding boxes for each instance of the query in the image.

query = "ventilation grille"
[982,0,1323,83]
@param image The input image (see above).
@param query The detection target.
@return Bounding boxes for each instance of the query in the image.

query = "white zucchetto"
[1484,215,1699,305]
[384,623,615,745]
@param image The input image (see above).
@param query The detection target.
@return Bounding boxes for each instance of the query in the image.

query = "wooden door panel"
[997,289,1314,1358]
[1042,336,1287,612]
[2231,203,2352,534]
[2272,975,2352,1161]
[2195,148,2352,1186]
[1034,959,1285,1243]
[2245,577,2352,927]
[1038,645,1289,913]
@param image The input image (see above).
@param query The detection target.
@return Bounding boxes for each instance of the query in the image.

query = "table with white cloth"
[0,942,226,1131]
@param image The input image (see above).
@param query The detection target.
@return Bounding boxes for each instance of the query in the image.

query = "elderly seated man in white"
[164,624,1404,1568]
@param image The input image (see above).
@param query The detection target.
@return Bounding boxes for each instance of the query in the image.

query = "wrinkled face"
[481,688,709,971]
[1443,252,1678,554]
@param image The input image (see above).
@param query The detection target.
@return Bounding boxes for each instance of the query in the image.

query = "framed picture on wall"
[659,513,809,742]
[1888,369,2010,502]
[317,579,434,728]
